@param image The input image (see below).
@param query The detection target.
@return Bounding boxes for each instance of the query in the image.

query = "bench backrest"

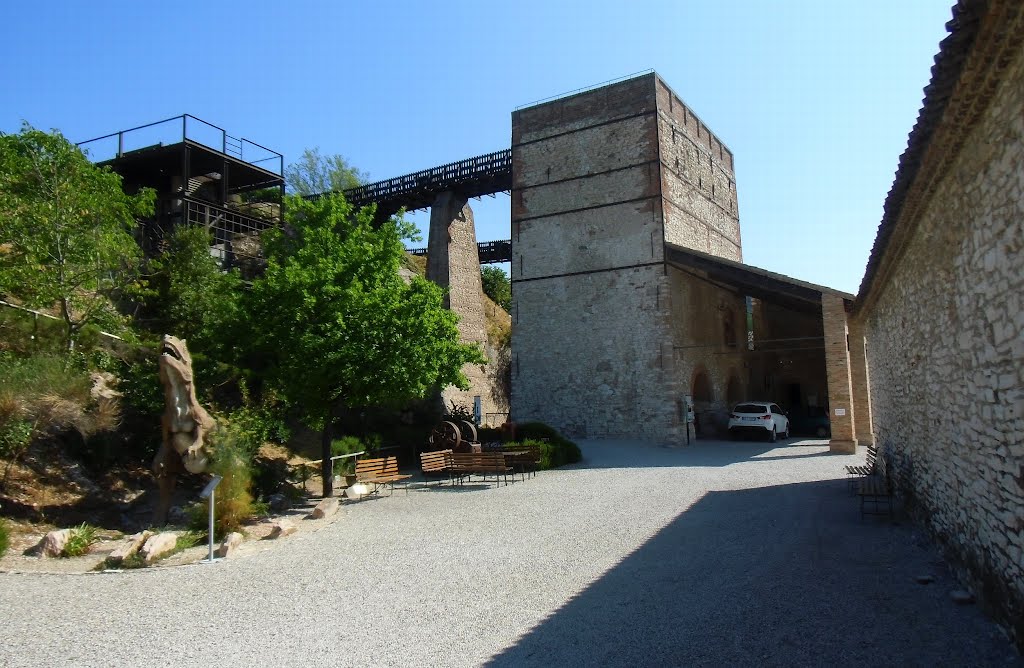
[451,452,506,467]
[504,443,541,463]
[420,449,453,473]
[356,456,400,480]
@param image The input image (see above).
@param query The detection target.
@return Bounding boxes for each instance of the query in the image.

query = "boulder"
[215,532,243,559]
[267,494,290,512]
[267,519,296,539]
[35,529,71,558]
[309,497,340,520]
[107,531,154,566]
[140,532,178,564]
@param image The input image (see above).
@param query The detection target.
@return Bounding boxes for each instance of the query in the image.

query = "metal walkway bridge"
[310,149,514,264]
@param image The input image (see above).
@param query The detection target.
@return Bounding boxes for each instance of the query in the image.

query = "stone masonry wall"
[655,77,742,261]
[511,74,681,442]
[668,267,748,437]
[861,43,1024,637]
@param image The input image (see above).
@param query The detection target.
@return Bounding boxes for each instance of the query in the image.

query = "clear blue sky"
[0,0,952,294]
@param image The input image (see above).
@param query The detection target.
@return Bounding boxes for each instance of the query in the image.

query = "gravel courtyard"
[1,439,1020,667]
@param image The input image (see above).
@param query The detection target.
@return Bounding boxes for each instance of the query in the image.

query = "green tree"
[284,147,367,197]
[143,225,241,356]
[0,124,155,350]
[285,146,421,242]
[243,192,483,496]
[481,266,511,311]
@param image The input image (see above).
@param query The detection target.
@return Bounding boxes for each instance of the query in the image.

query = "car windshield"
[734,404,768,414]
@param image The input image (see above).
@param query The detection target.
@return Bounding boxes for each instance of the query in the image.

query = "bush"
[61,523,99,557]
[331,434,380,475]
[0,520,8,558]
[515,422,582,470]
[188,425,254,538]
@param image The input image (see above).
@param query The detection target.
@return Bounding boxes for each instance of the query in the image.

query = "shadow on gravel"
[571,439,844,470]
[485,478,1020,667]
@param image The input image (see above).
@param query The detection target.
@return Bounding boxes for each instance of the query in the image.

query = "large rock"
[107,530,154,566]
[266,519,296,539]
[35,529,71,558]
[309,497,340,520]
[140,532,178,564]
[215,532,243,559]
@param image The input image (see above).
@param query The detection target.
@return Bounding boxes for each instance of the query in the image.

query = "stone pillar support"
[426,191,489,414]
[848,317,874,447]
[821,293,857,453]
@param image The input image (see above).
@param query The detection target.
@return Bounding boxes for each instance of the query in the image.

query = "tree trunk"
[320,419,333,498]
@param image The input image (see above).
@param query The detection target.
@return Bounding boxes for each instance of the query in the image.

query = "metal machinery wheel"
[429,420,462,451]
[458,420,478,444]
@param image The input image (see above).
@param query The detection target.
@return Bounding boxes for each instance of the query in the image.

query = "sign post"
[199,474,223,563]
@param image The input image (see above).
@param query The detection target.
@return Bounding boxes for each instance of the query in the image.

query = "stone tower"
[510,72,741,441]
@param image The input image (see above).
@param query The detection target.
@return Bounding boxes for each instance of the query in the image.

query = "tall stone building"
[511,73,866,446]
[853,0,1024,645]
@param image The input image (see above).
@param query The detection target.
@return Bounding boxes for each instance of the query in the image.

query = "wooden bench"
[354,456,411,498]
[500,443,541,480]
[419,449,463,486]
[450,452,513,487]
[845,445,878,492]
[857,474,894,520]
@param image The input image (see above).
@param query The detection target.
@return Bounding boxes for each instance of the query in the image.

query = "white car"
[728,402,790,442]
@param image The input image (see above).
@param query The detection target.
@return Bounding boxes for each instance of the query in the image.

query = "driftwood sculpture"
[152,335,216,525]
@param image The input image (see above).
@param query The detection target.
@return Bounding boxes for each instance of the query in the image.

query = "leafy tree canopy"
[142,225,241,357]
[0,124,155,349]
[285,146,422,243]
[481,266,511,311]
[242,193,483,493]
[284,147,367,197]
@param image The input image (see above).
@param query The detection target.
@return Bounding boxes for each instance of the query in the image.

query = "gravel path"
[1,439,1019,667]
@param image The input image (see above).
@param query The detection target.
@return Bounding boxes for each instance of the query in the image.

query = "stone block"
[309,497,340,520]
[140,532,177,564]
[107,530,153,565]
[267,519,296,539]
[215,532,243,559]
[34,529,71,558]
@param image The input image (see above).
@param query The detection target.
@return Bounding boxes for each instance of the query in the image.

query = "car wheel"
[781,424,789,439]
[815,426,827,438]
[769,427,777,443]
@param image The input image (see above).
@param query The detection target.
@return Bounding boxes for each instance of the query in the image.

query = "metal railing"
[77,114,283,175]
[406,239,512,265]
[308,149,512,213]
[184,198,277,262]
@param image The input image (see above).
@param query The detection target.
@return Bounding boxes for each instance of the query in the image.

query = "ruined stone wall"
[860,43,1024,636]
[655,77,742,261]
[511,74,682,441]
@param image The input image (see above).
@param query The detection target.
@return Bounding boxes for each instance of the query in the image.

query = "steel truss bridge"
[310,149,514,264]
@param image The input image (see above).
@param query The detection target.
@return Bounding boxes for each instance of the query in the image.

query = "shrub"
[0,520,9,558]
[61,523,99,557]
[515,422,582,470]
[189,425,254,538]
[331,434,379,476]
